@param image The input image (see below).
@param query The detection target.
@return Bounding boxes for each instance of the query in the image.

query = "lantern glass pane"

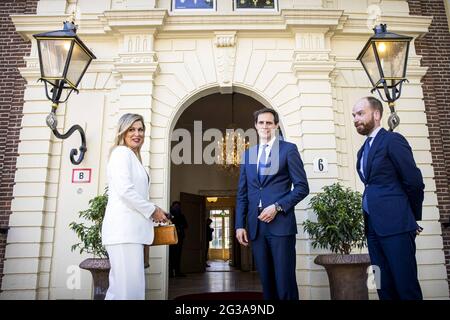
[375,41,408,79]
[39,39,71,78]
[66,42,91,87]
[360,44,381,86]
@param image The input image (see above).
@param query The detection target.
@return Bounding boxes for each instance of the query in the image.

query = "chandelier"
[216,94,249,174]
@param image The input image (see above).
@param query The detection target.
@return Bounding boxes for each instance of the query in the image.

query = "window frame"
[233,0,279,13]
[171,0,217,12]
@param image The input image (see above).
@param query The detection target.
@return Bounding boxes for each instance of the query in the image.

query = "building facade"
[0,0,449,299]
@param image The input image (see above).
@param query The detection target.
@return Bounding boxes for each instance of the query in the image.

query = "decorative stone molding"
[336,14,432,36]
[294,52,330,62]
[111,0,156,10]
[114,53,159,81]
[291,31,334,78]
[282,9,346,30]
[116,52,157,64]
[65,0,78,15]
[213,32,236,94]
[10,11,431,39]
[214,33,236,48]
[295,32,325,51]
[123,34,154,53]
[114,32,159,79]
[101,9,166,33]
[24,57,39,70]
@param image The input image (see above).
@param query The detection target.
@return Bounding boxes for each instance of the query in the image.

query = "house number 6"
[313,157,328,173]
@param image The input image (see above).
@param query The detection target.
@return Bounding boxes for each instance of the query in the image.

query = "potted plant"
[69,191,110,300]
[302,183,371,300]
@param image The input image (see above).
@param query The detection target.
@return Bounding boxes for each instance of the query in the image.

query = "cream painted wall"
[1,0,448,300]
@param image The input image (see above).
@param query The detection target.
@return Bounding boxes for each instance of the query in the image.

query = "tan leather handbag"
[152,224,178,246]
[144,223,178,268]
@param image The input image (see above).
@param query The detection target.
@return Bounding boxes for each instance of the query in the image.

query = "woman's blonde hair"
[111,113,146,162]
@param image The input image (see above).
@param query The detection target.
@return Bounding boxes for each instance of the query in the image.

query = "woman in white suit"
[102,113,168,300]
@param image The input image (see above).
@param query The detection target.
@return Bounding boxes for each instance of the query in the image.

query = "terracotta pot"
[79,258,110,300]
[314,253,371,300]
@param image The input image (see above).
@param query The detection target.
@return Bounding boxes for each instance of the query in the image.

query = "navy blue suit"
[236,139,309,300]
[356,128,424,300]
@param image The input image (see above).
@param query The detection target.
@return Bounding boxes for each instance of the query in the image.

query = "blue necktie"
[258,144,268,183]
[362,137,372,213]
[362,137,372,179]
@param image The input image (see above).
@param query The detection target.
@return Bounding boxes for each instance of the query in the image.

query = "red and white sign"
[72,169,92,183]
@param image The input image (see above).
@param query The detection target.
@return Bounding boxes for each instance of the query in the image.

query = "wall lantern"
[357,24,412,131]
[33,21,96,164]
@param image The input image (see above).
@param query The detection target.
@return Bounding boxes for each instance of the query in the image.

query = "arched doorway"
[167,91,283,299]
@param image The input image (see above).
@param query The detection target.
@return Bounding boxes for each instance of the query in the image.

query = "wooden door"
[180,192,206,273]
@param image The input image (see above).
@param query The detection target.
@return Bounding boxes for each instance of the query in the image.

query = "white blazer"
[102,146,155,246]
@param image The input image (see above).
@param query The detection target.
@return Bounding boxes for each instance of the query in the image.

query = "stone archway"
[164,88,279,299]
[147,32,307,298]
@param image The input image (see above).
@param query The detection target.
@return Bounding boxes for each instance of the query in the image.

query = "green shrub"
[69,190,108,258]
[302,183,366,255]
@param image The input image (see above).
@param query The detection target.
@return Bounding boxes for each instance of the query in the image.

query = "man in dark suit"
[353,96,424,300]
[235,108,309,300]
[168,201,188,277]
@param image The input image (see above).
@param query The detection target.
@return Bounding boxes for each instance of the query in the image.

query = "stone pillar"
[112,30,165,299]
[291,28,338,300]
[113,30,159,161]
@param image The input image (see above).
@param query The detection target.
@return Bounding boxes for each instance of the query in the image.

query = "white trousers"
[105,243,145,300]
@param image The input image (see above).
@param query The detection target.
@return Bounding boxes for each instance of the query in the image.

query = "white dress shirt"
[359,126,382,178]
[257,136,276,171]
[102,146,156,245]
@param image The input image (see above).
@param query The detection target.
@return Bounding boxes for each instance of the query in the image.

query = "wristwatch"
[274,202,283,213]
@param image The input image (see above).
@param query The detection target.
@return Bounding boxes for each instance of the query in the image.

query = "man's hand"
[416,226,424,236]
[236,228,248,246]
[151,206,169,224]
[258,204,277,223]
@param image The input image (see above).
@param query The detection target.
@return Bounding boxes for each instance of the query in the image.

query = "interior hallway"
[168,260,262,300]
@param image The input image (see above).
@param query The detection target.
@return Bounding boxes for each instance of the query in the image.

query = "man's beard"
[355,116,375,136]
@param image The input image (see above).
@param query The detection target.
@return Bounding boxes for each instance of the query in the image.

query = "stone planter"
[79,258,110,300]
[314,253,371,300]
[79,255,149,300]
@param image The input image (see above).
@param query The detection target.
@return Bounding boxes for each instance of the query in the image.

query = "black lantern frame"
[357,24,412,131]
[33,21,96,165]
